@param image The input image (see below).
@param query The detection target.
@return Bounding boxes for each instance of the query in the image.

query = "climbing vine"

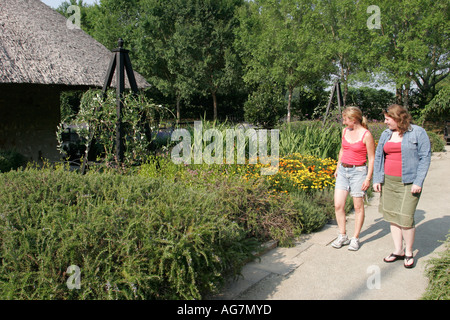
[57,89,172,167]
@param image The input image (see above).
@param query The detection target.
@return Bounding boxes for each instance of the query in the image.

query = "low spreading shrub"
[427,131,446,153]
[0,164,304,299]
[3,116,446,300]
[139,152,340,238]
[0,167,265,299]
[0,150,27,173]
[290,192,329,233]
[138,160,301,246]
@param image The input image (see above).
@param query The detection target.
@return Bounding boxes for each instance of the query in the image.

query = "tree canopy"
[57,0,449,124]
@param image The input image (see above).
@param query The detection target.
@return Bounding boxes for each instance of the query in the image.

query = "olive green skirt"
[379,175,421,228]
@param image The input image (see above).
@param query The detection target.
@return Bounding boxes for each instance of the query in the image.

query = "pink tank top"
[383,141,402,177]
[340,128,368,166]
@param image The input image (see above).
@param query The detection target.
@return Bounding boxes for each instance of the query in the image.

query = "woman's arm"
[372,130,389,192]
[411,127,432,193]
[362,131,375,191]
[334,129,345,178]
[335,147,343,178]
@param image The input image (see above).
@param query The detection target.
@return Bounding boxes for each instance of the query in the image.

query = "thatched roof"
[0,0,150,89]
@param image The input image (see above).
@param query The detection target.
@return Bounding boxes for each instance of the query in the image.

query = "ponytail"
[361,116,368,129]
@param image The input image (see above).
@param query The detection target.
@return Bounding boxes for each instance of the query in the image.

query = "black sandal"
[404,255,415,268]
[383,253,405,263]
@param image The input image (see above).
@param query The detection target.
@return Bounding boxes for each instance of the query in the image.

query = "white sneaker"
[331,234,350,248]
[348,237,360,251]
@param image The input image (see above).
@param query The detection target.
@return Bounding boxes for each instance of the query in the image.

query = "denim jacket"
[373,124,431,187]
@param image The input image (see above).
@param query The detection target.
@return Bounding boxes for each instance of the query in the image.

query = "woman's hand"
[362,179,370,191]
[373,183,381,192]
[411,184,422,194]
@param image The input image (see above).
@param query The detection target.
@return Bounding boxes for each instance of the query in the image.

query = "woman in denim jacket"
[373,104,431,268]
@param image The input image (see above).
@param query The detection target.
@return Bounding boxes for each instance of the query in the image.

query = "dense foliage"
[3,117,445,299]
[0,166,273,299]
[57,89,171,166]
[3,0,447,300]
[0,152,340,299]
[0,150,27,173]
[1,120,344,299]
[422,233,450,300]
[57,0,449,125]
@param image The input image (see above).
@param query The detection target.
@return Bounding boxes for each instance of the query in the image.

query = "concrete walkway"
[212,146,450,300]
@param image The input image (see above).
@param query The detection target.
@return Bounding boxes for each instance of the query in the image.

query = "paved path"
[212,146,450,300]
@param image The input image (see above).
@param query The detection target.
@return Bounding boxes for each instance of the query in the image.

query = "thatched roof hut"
[0,0,150,162]
[0,0,149,88]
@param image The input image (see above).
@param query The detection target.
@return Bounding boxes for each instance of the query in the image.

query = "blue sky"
[40,0,98,9]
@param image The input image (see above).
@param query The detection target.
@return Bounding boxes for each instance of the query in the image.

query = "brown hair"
[383,104,412,135]
[342,106,368,129]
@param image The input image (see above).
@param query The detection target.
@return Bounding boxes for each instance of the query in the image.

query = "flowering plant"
[243,153,337,193]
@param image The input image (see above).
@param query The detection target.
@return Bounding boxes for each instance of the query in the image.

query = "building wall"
[0,84,61,162]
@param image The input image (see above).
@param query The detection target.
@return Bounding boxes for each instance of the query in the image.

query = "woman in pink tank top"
[332,107,375,251]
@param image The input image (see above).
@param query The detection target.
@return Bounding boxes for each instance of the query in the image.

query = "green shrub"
[138,155,182,181]
[0,168,263,300]
[56,89,171,166]
[244,83,285,128]
[289,188,360,234]
[139,158,301,246]
[0,161,305,299]
[347,87,395,121]
[419,86,450,125]
[290,191,330,233]
[422,233,450,300]
[368,122,388,142]
[427,131,445,153]
[214,178,301,247]
[0,150,27,173]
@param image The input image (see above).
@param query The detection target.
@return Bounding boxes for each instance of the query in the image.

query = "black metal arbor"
[81,39,141,173]
[102,38,139,163]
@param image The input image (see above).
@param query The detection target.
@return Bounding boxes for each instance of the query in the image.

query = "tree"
[370,0,450,107]
[133,0,244,121]
[194,0,245,121]
[313,0,375,105]
[243,82,286,128]
[56,0,92,26]
[419,85,450,124]
[132,0,197,122]
[347,87,395,120]
[235,0,332,123]
[87,0,141,50]
[57,0,140,50]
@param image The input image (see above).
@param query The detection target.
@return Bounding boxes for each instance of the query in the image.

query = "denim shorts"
[335,164,368,198]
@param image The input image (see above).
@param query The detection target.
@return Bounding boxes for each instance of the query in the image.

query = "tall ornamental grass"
[279,121,342,159]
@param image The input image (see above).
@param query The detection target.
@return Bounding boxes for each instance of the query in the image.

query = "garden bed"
[0,149,339,299]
